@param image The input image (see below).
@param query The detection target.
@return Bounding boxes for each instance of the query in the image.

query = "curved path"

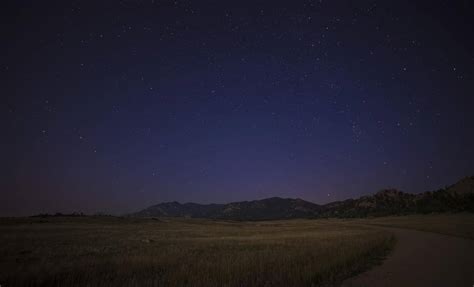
[342,227,474,287]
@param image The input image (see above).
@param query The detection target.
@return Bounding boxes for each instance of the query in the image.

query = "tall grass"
[0,217,394,286]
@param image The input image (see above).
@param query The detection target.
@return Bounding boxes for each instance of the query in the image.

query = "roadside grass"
[355,213,474,239]
[0,217,394,287]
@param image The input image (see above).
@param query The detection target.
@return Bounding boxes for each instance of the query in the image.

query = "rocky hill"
[133,197,321,220]
[133,176,474,220]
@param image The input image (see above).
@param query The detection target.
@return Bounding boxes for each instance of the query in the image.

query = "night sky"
[3,1,474,216]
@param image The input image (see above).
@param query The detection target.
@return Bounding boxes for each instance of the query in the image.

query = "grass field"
[356,213,474,239]
[0,217,394,287]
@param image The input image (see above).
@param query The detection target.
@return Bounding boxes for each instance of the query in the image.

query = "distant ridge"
[132,176,474,220]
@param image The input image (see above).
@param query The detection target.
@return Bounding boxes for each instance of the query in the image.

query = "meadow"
[357,213,474,239]
[0,217,394,287]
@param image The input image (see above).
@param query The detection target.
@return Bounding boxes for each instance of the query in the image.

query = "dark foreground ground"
[343,226,474,287]
[0,214,472,286]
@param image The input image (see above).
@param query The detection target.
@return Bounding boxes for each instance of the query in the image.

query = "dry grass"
[0,217,394,287]
[355,213,474,239]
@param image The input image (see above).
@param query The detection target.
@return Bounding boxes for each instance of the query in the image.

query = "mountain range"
[132,176,474,220]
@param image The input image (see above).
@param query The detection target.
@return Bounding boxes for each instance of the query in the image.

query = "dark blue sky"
[3,0,474,216]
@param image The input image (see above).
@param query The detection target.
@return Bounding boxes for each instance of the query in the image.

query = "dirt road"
[342,227,474,287]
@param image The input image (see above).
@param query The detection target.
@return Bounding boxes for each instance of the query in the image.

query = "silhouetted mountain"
[133,202,223,218]
[133,176,474,220]
[216,197,321,220]
[133,197,320,220]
